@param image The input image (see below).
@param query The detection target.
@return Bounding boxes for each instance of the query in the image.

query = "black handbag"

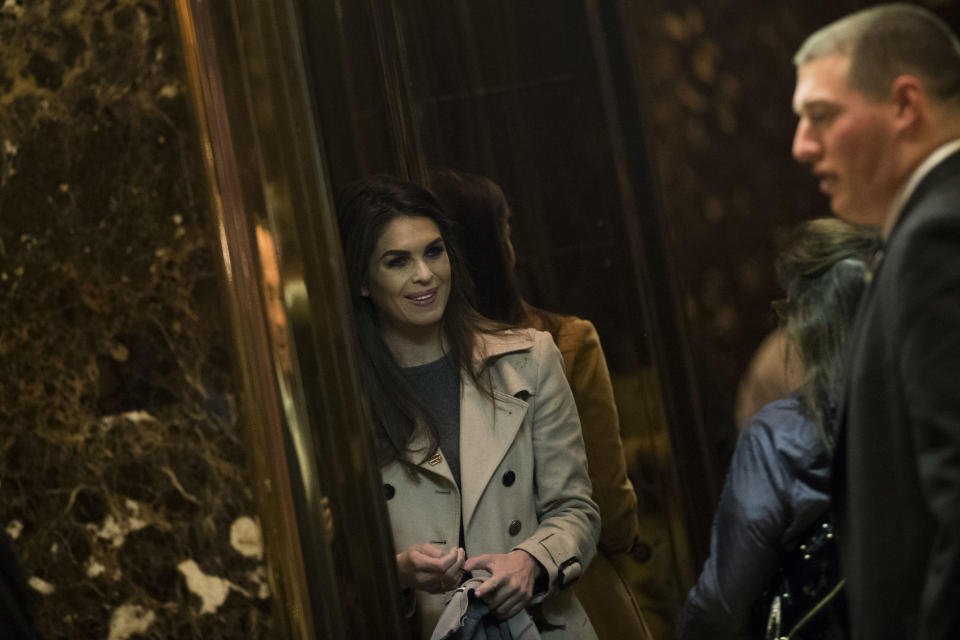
[750,513,848,640]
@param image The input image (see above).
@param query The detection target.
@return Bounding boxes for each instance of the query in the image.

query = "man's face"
[792,55,900,225]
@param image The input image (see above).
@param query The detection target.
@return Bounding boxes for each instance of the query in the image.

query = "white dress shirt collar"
[884,138,960,239]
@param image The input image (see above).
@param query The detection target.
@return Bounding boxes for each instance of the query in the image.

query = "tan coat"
[381,329,600,639]
[530,313,651,640]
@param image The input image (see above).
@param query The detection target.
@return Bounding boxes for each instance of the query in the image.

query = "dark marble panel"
[0,1,271,637]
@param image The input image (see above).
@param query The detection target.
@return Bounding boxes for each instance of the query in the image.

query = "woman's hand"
[464,550,544,619]
[396,544,465,594]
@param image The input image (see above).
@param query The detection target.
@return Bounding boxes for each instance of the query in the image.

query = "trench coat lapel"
[460,329,536,533]
[404,426,457,488]
[459,374,528,533]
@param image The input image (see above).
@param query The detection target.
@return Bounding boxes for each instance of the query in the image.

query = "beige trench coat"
[381,328,600,639]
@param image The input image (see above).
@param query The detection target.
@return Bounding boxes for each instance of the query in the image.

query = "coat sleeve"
[512,332,601,598]
[897,213,960,640]
[560,318,640,556]
[675,417,789,640]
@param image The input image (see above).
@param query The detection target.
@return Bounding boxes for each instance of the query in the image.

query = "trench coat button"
[508,520,522,536]
[383,484,395,500]
[428,453,442,466]
[502,470,516,487]
[631,540,652,563]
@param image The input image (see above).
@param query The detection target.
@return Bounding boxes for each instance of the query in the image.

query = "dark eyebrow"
[378,236,443,261]
[379,249,410,261]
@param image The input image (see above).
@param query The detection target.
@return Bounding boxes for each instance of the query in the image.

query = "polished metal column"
[174,1,406,637]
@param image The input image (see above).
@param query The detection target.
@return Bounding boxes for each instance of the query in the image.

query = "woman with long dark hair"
[336,175,600,639]
[430,169,651,640]
[676,218,881,638]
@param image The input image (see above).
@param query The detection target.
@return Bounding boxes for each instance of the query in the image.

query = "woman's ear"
[361,286,370,297]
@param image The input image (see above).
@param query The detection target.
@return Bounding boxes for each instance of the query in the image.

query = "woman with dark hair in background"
[430,169,651,640]
[675,218,881,639]
[336,175,600,639]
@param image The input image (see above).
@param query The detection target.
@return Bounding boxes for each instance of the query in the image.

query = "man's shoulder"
[895,150,960,236]
[880,152,960,285]
[851,150,960,367]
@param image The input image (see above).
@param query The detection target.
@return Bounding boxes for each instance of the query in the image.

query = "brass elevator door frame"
[161,0,731,634]
[175,1,407,638]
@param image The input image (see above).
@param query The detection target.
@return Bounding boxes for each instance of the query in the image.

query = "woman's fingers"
[441,548,465,587]
[411,545,454,570]
[411,543,446,559]
[406,545,465,592]
[468,552,537,618]
[407,547,536,599]
[492,590,527,620]
[475,572,508,602]
[478,575,527,617]
[463,553,491,573]
[438,546,464,573]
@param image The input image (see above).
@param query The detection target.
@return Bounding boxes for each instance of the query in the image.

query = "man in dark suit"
[791,4,960,639]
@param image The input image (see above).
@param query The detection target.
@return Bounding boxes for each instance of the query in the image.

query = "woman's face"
[362,215,451,339]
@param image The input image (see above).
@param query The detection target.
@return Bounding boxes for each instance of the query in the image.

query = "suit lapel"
[833,252,880,493]
[837,149,960,466]
[889,148,960,238]
[459,371,528,533]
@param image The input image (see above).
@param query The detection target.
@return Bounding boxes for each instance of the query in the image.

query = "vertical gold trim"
[174,0,409,636]
[173,2,315,637]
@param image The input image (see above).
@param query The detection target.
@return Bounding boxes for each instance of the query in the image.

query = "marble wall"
[0,1,271,637]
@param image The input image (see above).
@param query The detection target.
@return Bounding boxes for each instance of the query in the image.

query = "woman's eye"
[386,256,408,268]
[425,244,445,258]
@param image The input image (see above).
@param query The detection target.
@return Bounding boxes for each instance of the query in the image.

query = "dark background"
[301,1,960,634]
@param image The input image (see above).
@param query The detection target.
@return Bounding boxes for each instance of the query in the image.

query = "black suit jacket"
[834,149,960,639]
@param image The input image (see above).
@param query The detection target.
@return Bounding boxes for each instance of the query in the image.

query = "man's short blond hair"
[794,3,960,103]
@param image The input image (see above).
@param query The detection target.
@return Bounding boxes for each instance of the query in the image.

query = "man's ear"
[890,74,926,133]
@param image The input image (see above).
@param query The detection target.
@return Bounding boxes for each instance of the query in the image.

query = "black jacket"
[834,149,960,640]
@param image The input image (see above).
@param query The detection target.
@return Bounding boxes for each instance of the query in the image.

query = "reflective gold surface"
[175,1,405,637]
[174,3,316,638]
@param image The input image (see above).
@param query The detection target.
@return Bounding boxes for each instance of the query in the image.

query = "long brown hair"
[336,174,492,467]
[430,169,562,339]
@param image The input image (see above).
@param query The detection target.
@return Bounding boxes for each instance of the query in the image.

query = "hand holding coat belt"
[398,545,467,594]
[466,549,543,620]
